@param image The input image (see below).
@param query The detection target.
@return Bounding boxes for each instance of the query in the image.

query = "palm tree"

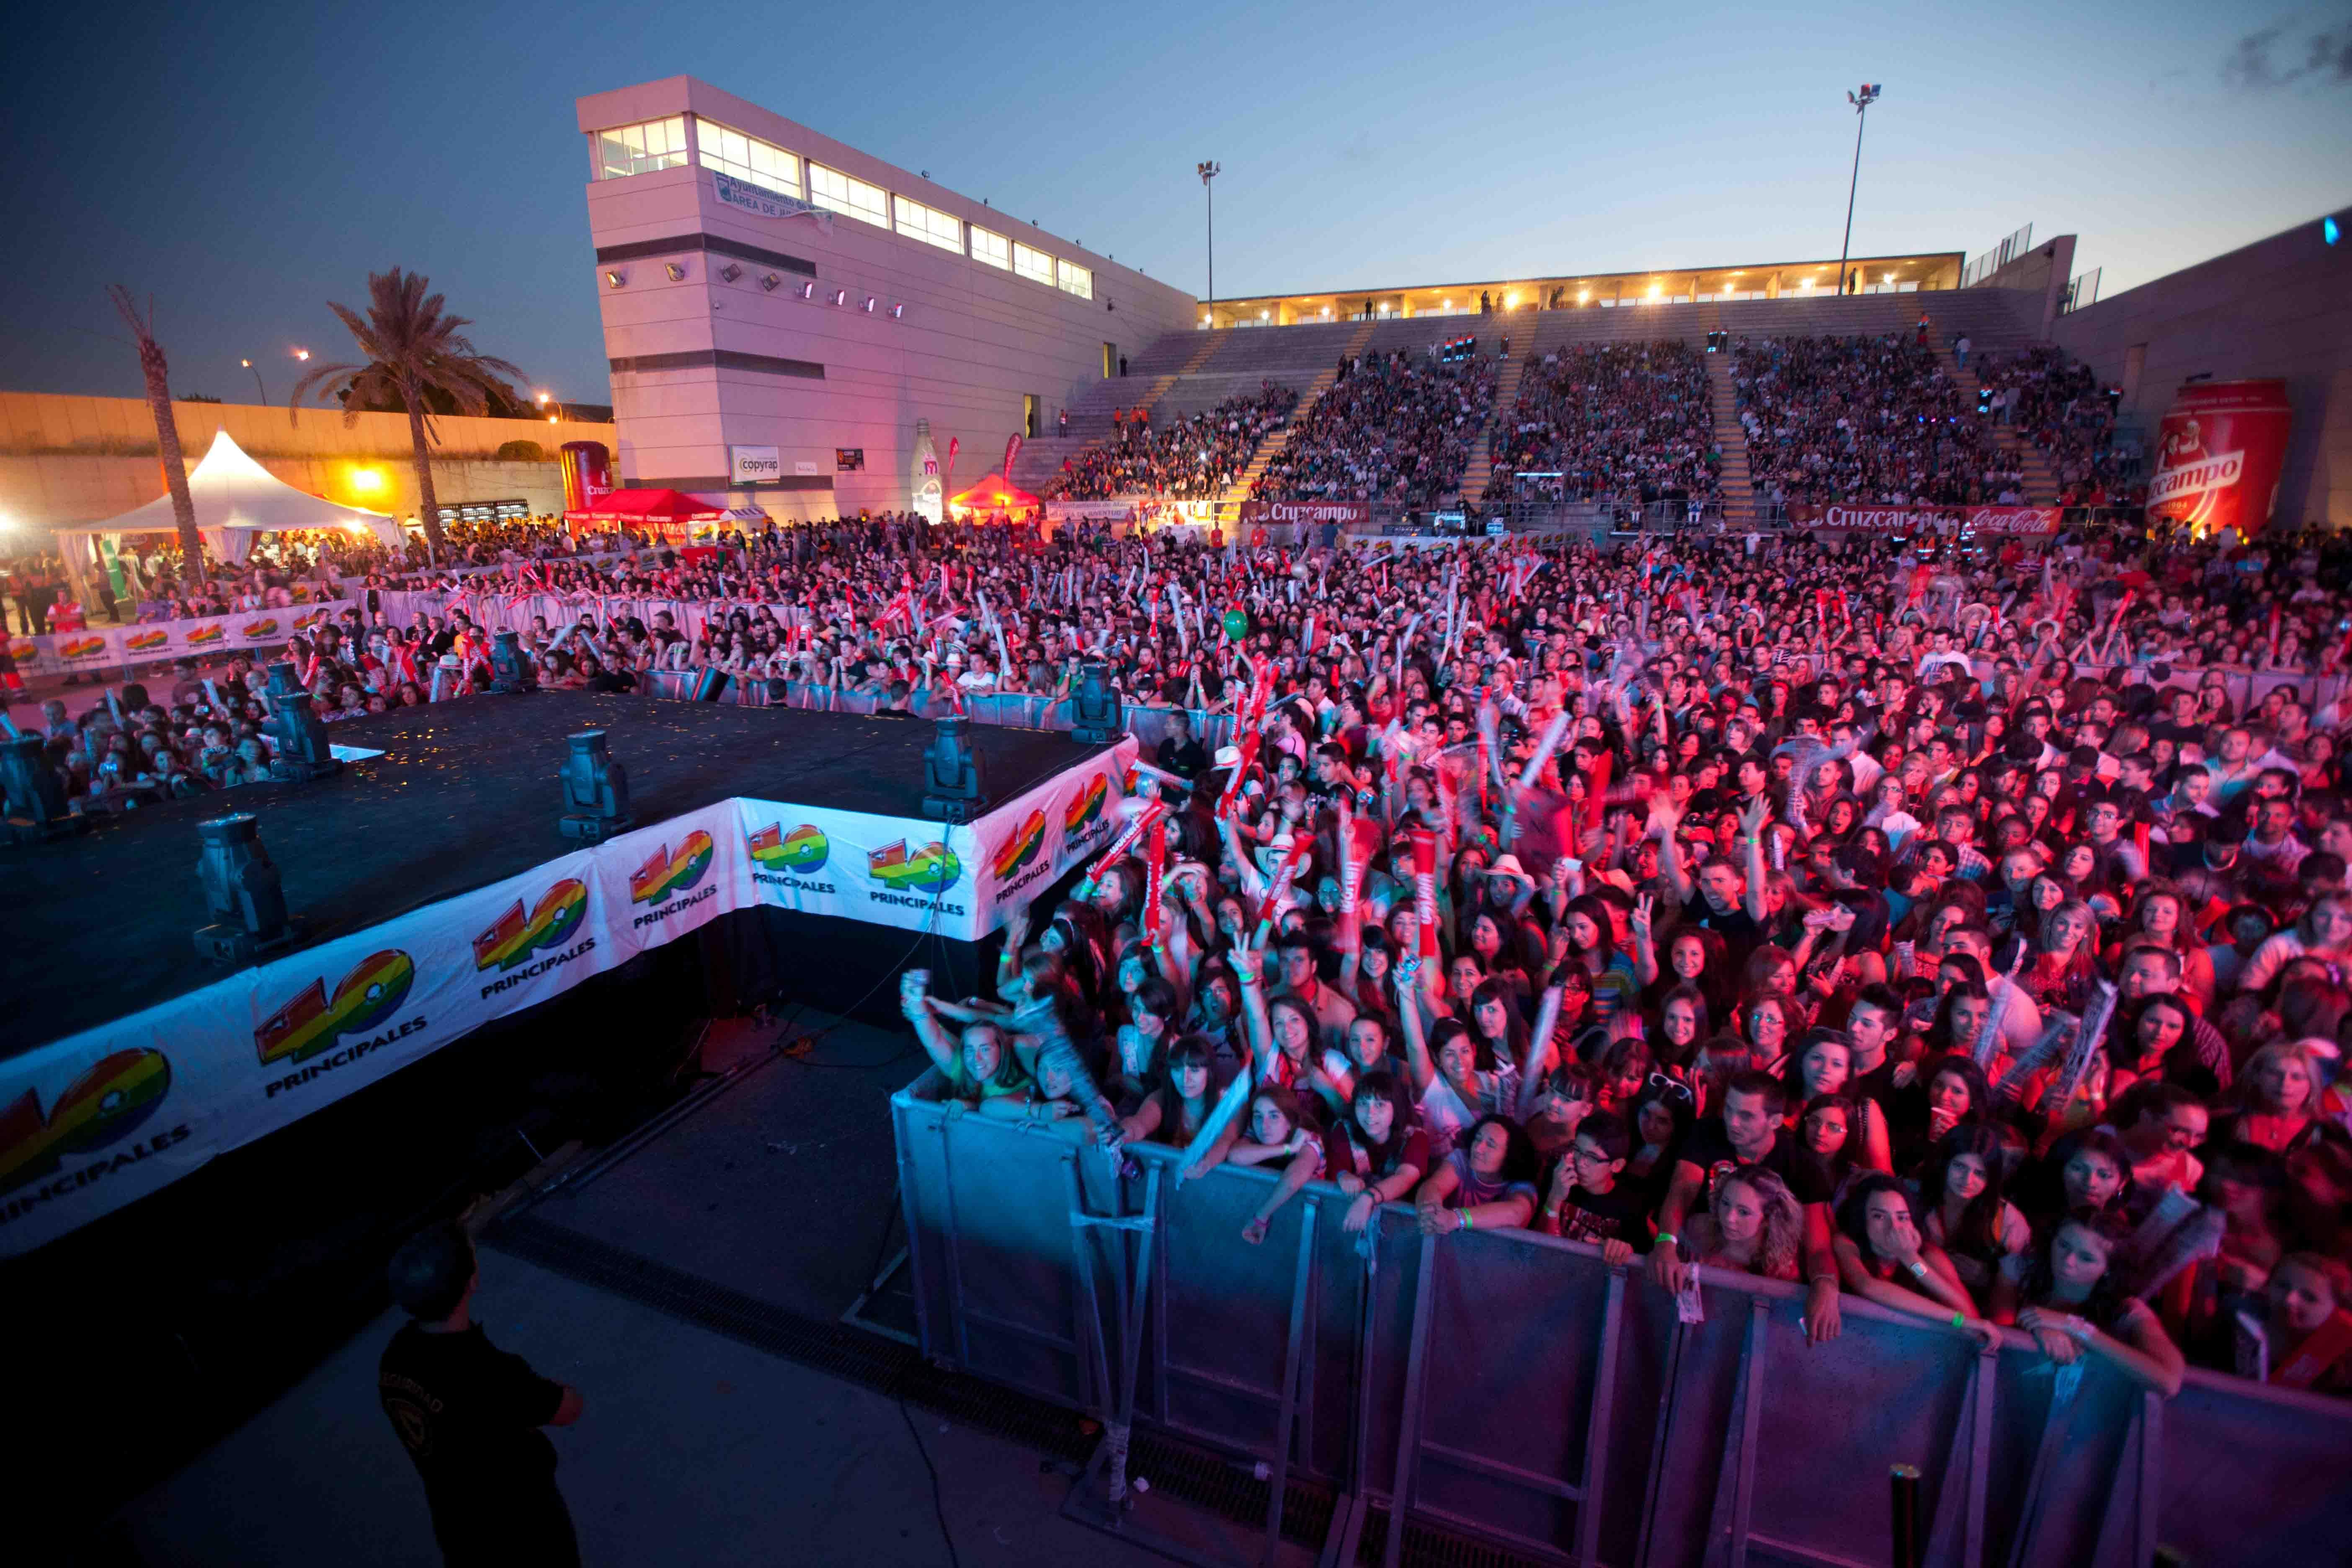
[291,269,527,562]
[108,285,202,569]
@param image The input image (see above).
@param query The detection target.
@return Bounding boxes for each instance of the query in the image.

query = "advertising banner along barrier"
[1238,500,1370,529]
[1790,503,2062,536]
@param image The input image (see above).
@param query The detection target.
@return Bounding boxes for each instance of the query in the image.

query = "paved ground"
[106,1252,1154,1568]
[93,1013,1161,1568]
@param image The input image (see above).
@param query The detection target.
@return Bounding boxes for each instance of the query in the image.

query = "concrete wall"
[2051,210,2351,529]
[0,392,616,529]
[575,77,1199,521]
[1970,234,2076,339]
[0,454,568,536]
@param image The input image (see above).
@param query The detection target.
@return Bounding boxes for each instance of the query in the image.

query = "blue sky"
[1,0,2344,406]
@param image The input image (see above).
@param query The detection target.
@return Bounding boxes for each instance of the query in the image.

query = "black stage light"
[193,812,295,964]
[921,714,989,822]
[265,662,343,782]
[558,730,634,842]
[1068,660,1124,745]
[490,629,539,694]
[2,732,85,842]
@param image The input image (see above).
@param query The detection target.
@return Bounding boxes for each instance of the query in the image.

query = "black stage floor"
[2,695,1107,1059]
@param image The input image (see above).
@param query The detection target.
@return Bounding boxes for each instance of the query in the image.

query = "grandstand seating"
[1024,289,2061,507]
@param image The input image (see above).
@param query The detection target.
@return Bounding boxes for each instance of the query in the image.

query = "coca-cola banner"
[2147,379,2291,537]
[1792,503,2060,536]
[1239,500,1370,529]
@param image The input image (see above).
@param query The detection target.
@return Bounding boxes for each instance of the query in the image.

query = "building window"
[697,121,799,198]
[808,164,889,227]
[596,116,689,180]
[970,226,1010,271]
[1014,243,1055,287]
[1057,260,1093,300]
[893,196,964,255]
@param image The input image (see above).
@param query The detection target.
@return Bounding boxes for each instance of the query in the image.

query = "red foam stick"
[1143,817,1168,947]
[1411,829,1440,959]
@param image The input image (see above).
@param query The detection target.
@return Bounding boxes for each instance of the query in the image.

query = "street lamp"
[241,358,267,403]
[1836,84,1882,298]
[1197,161,1220,325]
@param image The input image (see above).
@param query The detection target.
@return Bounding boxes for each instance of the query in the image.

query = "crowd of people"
[851,517,2352,1403]
[1255,348,1498,507]
[1053,385,1298,501]
[1483,341,1721,508]
[1975,345,2139,511]
[1733,334,2024,509]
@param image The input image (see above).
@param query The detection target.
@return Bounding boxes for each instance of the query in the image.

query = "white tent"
[59,429,403,566]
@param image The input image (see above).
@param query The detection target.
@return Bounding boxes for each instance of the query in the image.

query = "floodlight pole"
[1197,161,1220,325]
[241,359,268,404]
[1837,84,1881,298]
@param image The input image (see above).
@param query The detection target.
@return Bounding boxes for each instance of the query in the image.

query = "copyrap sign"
[730,445,783,484]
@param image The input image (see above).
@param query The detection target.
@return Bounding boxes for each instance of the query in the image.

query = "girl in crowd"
[1992,1213,2187,1395]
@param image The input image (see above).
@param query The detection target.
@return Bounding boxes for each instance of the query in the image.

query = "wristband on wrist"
[1655,1232,1679,1250]
[1949,1312,1966,1329]
[1907,1259,1932,1282]
[1459,1210,1475,1232]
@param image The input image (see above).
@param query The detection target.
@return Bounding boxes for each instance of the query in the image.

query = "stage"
[0,692,1134,1256]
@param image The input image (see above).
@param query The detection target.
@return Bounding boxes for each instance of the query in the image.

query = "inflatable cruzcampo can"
[558,441,613,515]
[2146,379,2292,537]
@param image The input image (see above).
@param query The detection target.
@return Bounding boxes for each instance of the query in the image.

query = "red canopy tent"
[946,474,1041,518]
[562,487,727,544]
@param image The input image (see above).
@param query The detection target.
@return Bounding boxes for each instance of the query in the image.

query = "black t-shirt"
[1680,890,1764,970]
[1677,1118,1833,1208]
[380,1323,567,1547]
[1158,735,1210,780]
[1550,1179,1654,1252]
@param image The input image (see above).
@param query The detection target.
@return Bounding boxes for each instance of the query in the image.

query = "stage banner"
[736,798,980,940]
[1238,500,1369,529]
[1791,503,2060,536]
[588,803,747,965]
[959,738,1137,933]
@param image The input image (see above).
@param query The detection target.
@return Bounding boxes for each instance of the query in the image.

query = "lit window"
[970,226,1011,270]
[1057,260,1093,299]
[808,164,889,227]
[1014,243,1055,286]
[596,116,689,180]
[696,121,799,198]
[894,196,965,254]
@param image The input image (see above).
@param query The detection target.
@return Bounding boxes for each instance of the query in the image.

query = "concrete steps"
[1705,353,1759,524]
[1934,344,2061,506]
[1222,321,1375,505]
[1457,347,1529,503]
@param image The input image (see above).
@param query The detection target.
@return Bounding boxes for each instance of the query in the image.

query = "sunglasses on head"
[1645,1072,1694,1105]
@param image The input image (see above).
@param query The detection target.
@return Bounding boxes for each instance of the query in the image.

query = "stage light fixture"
[558,730,634,842]
[720,262,743,283]
[833,289,848,306]
[921,715,990,823]
[760,273,781,291]
[605,269,626,289]
[1,732,85,842]
[1068,660,1124,745]
[193,812,295,964]
[862,295,876,313]
[890,303,904,319]
[797,279,814,299]
[665,263,687,281]
[490,629,539,695]
[264,662,342,782]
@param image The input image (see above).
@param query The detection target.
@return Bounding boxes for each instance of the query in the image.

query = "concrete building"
[574,77,1197,520]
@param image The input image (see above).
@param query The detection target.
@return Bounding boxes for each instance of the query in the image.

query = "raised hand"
[1630,894,1654,945]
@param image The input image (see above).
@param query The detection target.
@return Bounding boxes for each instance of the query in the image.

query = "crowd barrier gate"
[889,1071,2352,1568]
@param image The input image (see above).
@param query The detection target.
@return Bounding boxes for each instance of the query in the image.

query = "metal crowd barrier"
[888,1072,2352,1568]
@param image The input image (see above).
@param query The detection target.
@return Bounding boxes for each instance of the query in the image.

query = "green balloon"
[1222,609,1249,640]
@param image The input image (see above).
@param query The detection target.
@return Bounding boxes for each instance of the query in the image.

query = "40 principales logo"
[256,949,420,1066]
[629,831,716,904]
[749,823,829,872]
[1063,774,1109,836]
[473,879,596,998]
[990,810,1047,881]
[0,1048,183,1220]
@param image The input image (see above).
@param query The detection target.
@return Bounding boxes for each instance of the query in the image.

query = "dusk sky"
[3,0,2345,407]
